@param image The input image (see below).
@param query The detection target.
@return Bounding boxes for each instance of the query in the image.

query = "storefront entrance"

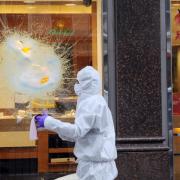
[171,1,180,179]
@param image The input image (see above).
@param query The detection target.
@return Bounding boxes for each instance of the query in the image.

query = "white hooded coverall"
[44,66,118,180]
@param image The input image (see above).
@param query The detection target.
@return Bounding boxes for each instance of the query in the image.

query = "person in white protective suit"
[34,66,118,180]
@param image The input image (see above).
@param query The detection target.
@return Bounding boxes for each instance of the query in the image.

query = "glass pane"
[103,0,108,103]
[0,0,103,178]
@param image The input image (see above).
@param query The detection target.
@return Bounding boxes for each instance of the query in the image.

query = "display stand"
[38,131,77,173]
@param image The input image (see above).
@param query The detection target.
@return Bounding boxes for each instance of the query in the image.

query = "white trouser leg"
[76,160,118,180]
[54,173,79,180]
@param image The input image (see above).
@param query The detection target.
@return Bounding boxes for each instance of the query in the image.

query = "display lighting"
[65,4,76,6]
[23,0,36,3]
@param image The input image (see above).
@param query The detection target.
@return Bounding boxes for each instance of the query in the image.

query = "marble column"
[111,0,171,179]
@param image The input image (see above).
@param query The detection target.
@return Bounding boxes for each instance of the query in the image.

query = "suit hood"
[74,66,101,96]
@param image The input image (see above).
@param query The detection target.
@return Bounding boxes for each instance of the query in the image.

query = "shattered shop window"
[0,0,103,178]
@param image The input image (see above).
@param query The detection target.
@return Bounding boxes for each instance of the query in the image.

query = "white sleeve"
[44,111,96,142]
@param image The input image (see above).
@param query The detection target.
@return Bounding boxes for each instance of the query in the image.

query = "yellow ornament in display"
[40,76,49,84]
[22,47,31,53]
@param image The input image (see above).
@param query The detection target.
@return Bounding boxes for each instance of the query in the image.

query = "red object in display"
[173,93,180,115]
[176,31,180,40]
[175,9,180,25]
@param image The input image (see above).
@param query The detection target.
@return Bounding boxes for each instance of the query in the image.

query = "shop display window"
[0,0,102,177]
[172,1,180,179]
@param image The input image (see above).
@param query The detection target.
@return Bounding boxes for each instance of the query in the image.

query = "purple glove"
[34,112,48,128]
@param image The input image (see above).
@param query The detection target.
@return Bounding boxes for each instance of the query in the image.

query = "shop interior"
[172,1,180,179]
[0,0,102,178]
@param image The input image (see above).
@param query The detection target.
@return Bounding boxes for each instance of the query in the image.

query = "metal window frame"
[106,0,117,128]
